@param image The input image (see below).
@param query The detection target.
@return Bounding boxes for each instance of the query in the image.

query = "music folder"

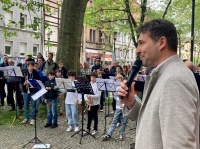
[29,80,47,101]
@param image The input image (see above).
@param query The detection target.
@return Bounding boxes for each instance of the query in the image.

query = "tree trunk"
[56,0,88,74]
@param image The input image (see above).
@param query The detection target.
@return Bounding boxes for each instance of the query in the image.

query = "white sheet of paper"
[55,78,72,89]
[31,88,47,101]
[34,144,50,148]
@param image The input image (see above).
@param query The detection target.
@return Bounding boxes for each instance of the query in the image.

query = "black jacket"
[44,79,59,99]
[21,69,41,93]
[0,62,9,67]
[60,67,67,78]
[194,73,200,93]
[109,66,116,74]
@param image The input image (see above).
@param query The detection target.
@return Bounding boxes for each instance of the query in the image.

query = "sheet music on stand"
[109,76,116,81]
[96,78,116,92]
[0,66,23,77]
[29,80,47,101]
[55,78,72,89]
[114,81,121,88]
[74,81,94,94]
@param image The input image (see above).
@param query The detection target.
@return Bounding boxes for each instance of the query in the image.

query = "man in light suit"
[118,19,199,149]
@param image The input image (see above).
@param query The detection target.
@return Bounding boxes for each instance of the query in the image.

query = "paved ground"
[0,106,136,149]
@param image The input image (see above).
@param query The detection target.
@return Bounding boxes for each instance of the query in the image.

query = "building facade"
[0,0,43,62]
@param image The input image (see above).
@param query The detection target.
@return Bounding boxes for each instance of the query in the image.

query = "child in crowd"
[65,70,81,132]
[103,74,127,141]
[44,70,59,128]
[56,69,66,117]
[34,62,48,83]
[84,72,101,136]
[58,60,67,78]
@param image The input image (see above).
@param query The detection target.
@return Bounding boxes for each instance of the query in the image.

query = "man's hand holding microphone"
[118,58,142,110]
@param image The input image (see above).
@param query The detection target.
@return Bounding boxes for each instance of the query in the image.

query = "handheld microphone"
[126,58,142,89]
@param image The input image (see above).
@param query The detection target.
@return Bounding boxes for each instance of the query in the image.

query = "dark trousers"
[87,105,99,131]
[7,82,23,109]
[112,97,116,111]
[100,91,105,110]
[0,81,6,105]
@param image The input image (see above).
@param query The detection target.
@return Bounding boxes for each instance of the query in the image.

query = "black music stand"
[102,74,115,117]
[96,78,116,141]
[0,66,24,126]
[23,80,49,148]
[71,80,95,144]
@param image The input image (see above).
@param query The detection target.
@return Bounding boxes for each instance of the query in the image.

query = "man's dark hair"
[17,63,22,67]
[48,52,53,57]
[55,69,61,73]
[48,70,56,76]
[90,72,97,78]
[26,57,35,62]
[138,19,178,52]
[27,61,35,66]
[116,65,122,71]
[67,70,76,77]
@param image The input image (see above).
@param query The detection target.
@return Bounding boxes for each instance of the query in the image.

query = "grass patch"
[0,97,114,126]
[0,107,20,126]
[0,105,47,126]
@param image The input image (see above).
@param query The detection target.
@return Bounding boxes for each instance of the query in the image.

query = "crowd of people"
[0,19,200,148]
[0,51,144,140]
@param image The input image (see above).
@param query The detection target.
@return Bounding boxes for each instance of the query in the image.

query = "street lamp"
[47,32,50,54]
[113,32,117,61]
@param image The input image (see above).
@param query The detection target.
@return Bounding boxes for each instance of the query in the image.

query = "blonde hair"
[116,74,123,80]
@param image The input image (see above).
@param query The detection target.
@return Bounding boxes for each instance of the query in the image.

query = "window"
[123,34,126,43]
[20,42,27,56]
[20,13,27,29]
[90,29,93,42]
[99,31,102,42]
[104,34,109,44]
[93,30,95,42]
[5,41,13,55]
[5,11,13,27]
[116,32,121,42]
[33,44,39,56]
[89,29,96,42]
[116,48,119,57]
[33,17,38,31]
